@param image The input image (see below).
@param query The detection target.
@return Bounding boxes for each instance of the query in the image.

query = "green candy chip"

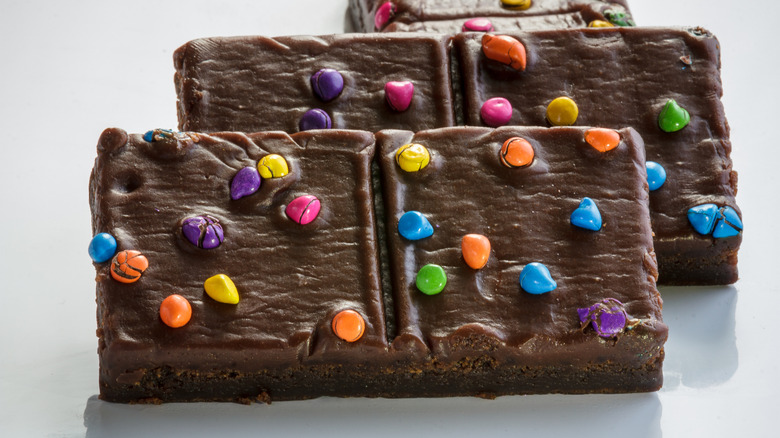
[416,264,447,295]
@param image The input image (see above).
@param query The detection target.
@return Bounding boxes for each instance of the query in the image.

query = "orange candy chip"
[585,128,621,153]
[462,234,491,270]
[159,294,192,328]
[500,137,534,168]
[110,250,149,283]
[481,34,527,71]
[332,309,365,342]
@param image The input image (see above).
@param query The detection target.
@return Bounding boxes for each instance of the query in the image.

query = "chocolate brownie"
[349,0,634,33]
[90,126,666,402]
[174,34,454,133]
[377,126,666,393]
[454,27,741,284]
[90,128,388,402]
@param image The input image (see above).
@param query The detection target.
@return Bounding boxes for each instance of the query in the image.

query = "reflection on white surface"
[84,393,662,438]
[660,286,738,390]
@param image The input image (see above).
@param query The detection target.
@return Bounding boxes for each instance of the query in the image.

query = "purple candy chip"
[299,108,332,131]
[311,68,344,102]
[230,167,261,200]
[577,298,637,338]
[182,215,224,249]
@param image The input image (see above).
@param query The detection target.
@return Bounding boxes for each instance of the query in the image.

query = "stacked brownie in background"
[89,0,741,403]
[350,0,635,33]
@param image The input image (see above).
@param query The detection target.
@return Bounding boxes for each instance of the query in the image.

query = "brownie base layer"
[656,242,739,285]
[101,353,664,403]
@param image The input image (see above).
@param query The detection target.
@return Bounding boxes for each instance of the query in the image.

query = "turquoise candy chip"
[143,128,175,142]
[712,221,740,238]
[398,211,434,240]
[720,206,743,230]
[519,262,557,294]
[88,232,117,263]
[646,161,667,191]
[688,204,719,235]
[688,204,743,238]
[712,206,743,238]
[570,197,602,231]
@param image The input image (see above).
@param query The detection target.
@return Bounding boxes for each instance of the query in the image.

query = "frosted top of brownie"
[454,27,740,283]
[377,126,666,368]
[175,34,454,133]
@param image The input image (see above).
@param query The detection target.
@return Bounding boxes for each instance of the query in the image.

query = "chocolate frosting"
[174,34,454,133]
[377,126,666,367]
[382,9,590,33]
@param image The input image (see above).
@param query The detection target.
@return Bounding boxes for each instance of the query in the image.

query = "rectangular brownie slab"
[454,27,741,284]
[349,0,634,33]
[174,34,454,133]
[377,126,667,394]
[90,128,388,402]
[90,126,667,402]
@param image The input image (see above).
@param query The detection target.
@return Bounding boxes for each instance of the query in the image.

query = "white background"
[0,0,777,436]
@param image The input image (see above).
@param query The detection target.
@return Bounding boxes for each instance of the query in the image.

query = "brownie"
[454,27,741,284]
[349,0,634,33]
[90,126,667,402]
[377,126,667,393]
[174,34,454,133]
[90,128,388,402]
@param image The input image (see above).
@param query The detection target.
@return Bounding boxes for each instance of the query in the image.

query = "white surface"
[0,1,777,436]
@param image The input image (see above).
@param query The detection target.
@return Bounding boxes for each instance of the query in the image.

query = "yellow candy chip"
[395,143,430,172]
[204,274,239,304]
[501,0,532,10]
[258,154,289,179]
[588,20,614,28]
[546,97,579,126]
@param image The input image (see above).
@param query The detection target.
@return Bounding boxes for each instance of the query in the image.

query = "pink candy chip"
[480,97,513,127]
[286,195,321,225]
[385,81,414,112]
[374,2,396,30]
[462,18,494,32]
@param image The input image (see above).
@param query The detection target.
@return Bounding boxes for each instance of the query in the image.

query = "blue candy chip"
[143,129,175,142]
[519,262,557,295]
[398,211,434,241]
[712,206,743,238]
[687,204,719,235]
[712,221,740,238]
[646,161,667,191]
[88,232,117,263]
[570,197,602,231]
